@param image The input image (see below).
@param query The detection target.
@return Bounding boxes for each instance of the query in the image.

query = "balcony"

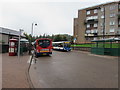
[84,16,98,24]
[116,30,120,35]
[85,30,98,36]
[85,34,94,36]
[92,30,98,34]
[84,19,98,24]
[86,30,98,33]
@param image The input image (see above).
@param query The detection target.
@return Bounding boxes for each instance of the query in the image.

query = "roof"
[20,38,29,42]
[78,1,119,11]
[9,39,18,41]
[0,27,19,36]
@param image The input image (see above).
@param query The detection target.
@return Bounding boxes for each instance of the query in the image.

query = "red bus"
[33,38,52,57]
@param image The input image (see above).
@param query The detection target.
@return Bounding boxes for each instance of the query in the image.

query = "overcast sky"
[0,0,118,36]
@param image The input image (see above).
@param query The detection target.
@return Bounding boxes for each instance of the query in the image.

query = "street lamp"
[18,29,24,60]
[31,23,37,36]
[29,23,37,55]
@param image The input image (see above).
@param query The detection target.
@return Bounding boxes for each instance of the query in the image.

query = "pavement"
[2,53,30,88]
[29,50,118,88]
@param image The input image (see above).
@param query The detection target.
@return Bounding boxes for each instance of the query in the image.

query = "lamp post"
[31,23,37,36]
[18,29,24,60]
[29,23,37,55]
[8,32,10,44]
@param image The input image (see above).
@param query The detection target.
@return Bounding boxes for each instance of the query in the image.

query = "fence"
[72,47,91,52]
[0,44,9,53]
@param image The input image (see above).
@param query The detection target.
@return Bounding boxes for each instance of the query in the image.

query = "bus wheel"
[66,50,69,52]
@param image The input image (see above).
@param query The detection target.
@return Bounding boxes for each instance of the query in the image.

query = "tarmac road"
[29,50,118,88]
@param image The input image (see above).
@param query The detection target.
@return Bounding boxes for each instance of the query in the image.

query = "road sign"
[73,38,76,43]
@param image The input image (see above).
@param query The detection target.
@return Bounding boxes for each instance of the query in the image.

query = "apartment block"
[73,1,120,43]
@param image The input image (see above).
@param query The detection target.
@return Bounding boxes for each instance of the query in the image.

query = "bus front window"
[64,43,70,48]
[38,40,50,48]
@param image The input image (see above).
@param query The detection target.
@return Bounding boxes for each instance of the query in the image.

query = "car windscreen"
[38,39,50,48]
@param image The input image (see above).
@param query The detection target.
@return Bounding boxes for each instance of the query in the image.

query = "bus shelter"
[20,39,29,55]
[91,38,120,56]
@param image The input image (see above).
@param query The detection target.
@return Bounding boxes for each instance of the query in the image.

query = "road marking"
[27,56,36,64]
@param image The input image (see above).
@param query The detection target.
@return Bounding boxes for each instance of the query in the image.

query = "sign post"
[18,29,24,60]
[73,38,76,50]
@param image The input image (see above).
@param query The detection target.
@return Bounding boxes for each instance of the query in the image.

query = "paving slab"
[2,53,30,88]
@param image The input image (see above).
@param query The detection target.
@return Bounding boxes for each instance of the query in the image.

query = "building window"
[93,37,97,40]
[94,23,98,27]
[86,16,98,20]
[118,11,120,15]
[110,5,116,10]
[118,20,120,25]
[87,11,90,15]
[94,9,98,13]
[91,30,94,33]
[101,29,104,32]
[110,21,115,25]
[110,13,115,17]
[86,30,91,34]
[119,5,120,9]
[110,28,115,32]
[87,24,90,28]
[94,16,98,19]
[101,23,104,27]
[90,29,98,34]
[101,8,104,11]
[93,30,98,33]
[101,15,104,19]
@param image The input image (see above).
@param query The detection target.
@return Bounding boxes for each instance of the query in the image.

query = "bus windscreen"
[38,40,50,48]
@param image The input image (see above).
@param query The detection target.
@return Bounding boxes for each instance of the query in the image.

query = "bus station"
[1,0,120,89]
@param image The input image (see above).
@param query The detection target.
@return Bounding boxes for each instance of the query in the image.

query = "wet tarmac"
[29,50,118,88]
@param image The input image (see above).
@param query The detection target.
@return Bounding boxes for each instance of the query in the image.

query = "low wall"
[0,44,9,53]
[72,47,91,52]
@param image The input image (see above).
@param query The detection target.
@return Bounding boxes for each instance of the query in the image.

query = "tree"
[53,34,62,42]
[24,33,73,44]
[23,33,34,54]
[62,36,68,41]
